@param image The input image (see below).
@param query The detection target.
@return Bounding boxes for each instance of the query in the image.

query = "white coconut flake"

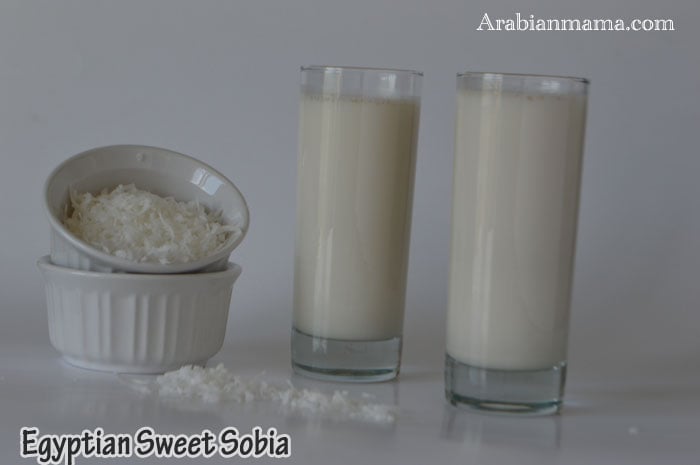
[63,184,241,264]
[150,364,396,424]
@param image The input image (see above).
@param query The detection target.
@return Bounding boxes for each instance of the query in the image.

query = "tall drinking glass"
[292,66,422,382]
[446,72,589,413]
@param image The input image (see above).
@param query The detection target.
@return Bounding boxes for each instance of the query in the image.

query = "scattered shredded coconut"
[150,364,396,424]
[63,184,241,264]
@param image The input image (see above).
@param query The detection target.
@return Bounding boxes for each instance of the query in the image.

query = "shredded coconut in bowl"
[63,184,241,264]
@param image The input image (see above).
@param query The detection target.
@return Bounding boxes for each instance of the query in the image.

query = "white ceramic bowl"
[37,256,242,374]
[44,145,249,273]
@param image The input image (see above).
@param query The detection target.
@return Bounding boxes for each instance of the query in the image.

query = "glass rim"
[457,71,589,85]
[301,65,423,77]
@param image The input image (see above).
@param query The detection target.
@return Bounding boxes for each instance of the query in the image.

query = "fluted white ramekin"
[37,256,242,373]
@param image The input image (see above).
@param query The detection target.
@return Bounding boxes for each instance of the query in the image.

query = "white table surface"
[2,306,698,465]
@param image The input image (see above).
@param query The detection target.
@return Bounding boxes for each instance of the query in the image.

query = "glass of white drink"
[292,66,422,382]
[446,72,589,413]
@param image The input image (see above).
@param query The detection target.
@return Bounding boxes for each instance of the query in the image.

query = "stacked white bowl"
[38,145,249,373]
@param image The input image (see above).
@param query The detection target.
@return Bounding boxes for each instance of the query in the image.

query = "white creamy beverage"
[294,93,420,341]
[447,86,587,370]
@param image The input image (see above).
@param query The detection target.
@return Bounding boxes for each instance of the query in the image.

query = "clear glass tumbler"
[292,66,422,382]
[445,72,589,413]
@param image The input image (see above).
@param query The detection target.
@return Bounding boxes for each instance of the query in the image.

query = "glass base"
[291,328,401,382]
[445,354,566,415]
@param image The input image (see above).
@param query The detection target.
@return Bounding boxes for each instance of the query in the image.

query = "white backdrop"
[0,0,697,383]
